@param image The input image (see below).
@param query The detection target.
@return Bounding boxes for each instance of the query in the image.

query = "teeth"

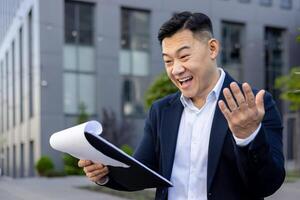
[179,76,192,82]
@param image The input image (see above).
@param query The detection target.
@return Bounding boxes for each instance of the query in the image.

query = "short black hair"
[158,11,213,44]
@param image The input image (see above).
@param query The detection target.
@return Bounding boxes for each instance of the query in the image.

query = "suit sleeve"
[233,91,285,197]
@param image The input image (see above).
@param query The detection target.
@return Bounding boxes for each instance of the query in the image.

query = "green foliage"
[62,154,84,175]
[144,72,178,109]
[121,144,134,156]
[77,102,89,124]
[35,156,54,176]
[275,67,300,111]
[297,29,300,43]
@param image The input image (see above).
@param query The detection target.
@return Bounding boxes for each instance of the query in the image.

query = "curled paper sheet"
[49,120,129,168]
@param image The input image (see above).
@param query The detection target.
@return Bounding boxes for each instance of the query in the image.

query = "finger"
[223,88,238,112]
[255,90,265,113]
[84,163,105,173]
[89,172,109,182]
[242,83,255,108]
[87,167,109,178]
[88,167,109,182]
[218,100,232,121]
[230,82,246,108]
[78,160,92,167]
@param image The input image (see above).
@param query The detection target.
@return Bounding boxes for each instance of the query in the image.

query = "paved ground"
[266,180,300,200]
[0,175,299,200]
[0,176,127,200]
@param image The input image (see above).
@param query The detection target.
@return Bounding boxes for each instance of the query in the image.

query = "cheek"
[165,67,173,78]
[166,70,178,85]
[189,55,211,73]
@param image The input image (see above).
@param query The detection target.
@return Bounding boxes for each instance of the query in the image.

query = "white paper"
[49,120,129,168]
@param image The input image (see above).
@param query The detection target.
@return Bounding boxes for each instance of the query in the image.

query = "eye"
[180,55,189,60]
[164,60,173,65]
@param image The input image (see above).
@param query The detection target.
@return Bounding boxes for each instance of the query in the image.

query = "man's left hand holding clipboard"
[78,159,110,185]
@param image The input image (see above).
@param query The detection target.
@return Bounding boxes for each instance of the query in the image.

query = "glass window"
[13,145,16,178]
[65,1,76,44]
[260,0,272,6]
[78,46,95,72]
[120,8,150,117]
[221,22,245,82]
[132,50,149,76]
[2,57,7,132]
[12,41,16,127]
[264,27,284,111]
[64,42,95,73]
[5,52,9,130]
[65,1,94,45]
[63,73,77,114]
[119,50,131,75]
[63,44,77,71]
[122,78,145,116]
[64,1,95,115]
[120,8,150,76]
[28,10,34,118]
[1,148,4,175]
[63,73,96,115]
[19,27,24,123]
[79,3,94,45]
[0,60,3,133]
[79,74,95,114]
[6,147,9,175]
[280,0,292,9]
[239,0,251,3]
[29,141,34,176]
[20,143,24,177]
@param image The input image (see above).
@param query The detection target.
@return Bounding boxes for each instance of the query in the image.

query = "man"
[78,12,285,200]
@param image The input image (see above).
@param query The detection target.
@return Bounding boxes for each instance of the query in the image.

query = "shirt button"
[208,192,212,196]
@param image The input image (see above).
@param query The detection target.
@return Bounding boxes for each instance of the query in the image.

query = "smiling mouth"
[178,76,193,85]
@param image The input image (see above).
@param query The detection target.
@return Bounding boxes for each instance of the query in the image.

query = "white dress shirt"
[168,68,260,200]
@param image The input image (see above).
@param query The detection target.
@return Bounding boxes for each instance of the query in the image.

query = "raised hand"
[218,82,265,139]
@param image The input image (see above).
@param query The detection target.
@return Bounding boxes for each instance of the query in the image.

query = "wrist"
[96,176,109,185]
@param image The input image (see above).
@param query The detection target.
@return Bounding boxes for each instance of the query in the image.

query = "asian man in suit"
[78,11,285,200]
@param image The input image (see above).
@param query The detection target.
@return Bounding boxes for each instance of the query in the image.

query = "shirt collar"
[180,68,225,109]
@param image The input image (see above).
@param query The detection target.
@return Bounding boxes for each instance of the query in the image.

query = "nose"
[172,61,185,76]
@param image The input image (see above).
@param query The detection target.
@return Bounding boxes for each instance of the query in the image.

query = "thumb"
[255,90,265,113]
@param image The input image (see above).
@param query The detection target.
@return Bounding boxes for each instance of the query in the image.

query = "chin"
[181,91,195,98]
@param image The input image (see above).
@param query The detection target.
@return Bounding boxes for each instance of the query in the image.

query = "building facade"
[0,0,299,177]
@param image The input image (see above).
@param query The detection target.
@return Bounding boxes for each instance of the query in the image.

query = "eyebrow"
[162,45,191,57]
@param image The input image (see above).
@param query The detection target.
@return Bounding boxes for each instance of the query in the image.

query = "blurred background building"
[0,0,299,178]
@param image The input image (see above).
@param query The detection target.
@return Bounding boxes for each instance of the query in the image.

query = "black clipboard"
[84,131,172,190]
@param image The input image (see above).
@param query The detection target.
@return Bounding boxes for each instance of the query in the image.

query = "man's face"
[162,29,218,101]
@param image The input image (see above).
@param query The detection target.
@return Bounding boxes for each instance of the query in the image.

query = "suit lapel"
[207,72,234,191]
[161,94,184,180]
[159,72,235,189]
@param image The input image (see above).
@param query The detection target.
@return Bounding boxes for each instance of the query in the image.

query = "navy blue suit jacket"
[106,72,285,200]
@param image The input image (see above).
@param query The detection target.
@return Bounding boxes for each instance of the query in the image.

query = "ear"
[208,39,219,60]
